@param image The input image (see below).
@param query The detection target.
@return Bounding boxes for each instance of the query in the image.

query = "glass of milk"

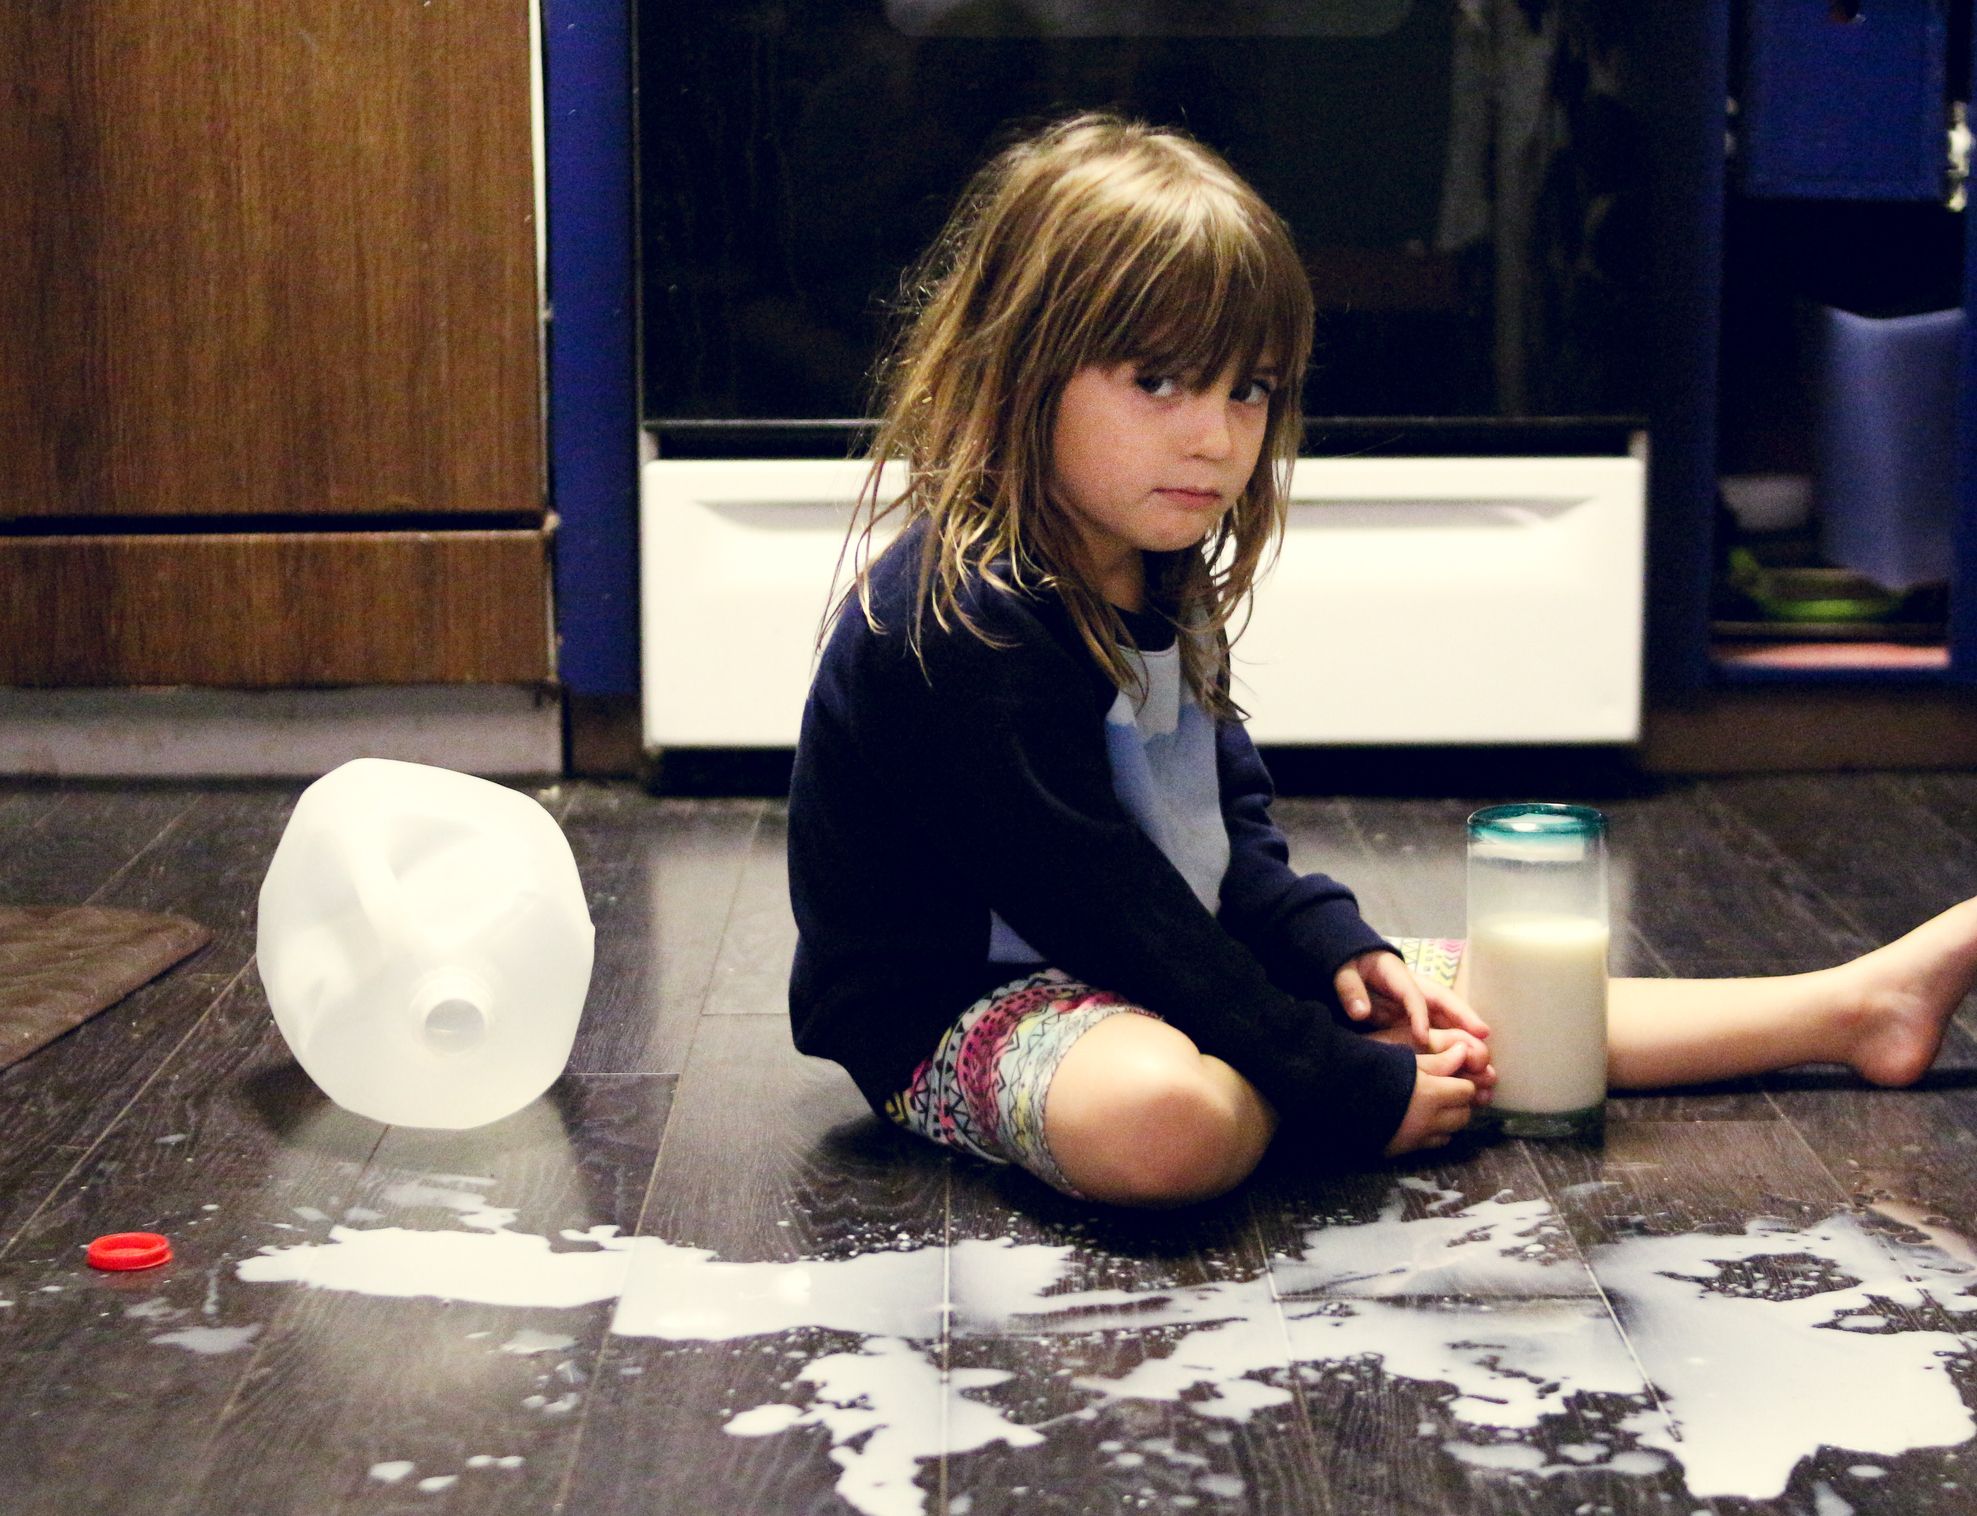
[1465,803,1609,1140]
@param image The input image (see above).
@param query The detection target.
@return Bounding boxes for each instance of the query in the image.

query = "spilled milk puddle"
[191,1177,1977,1514]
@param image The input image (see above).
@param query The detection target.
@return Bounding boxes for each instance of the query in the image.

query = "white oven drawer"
[640,452,1644,749]
[1237,454,1645,743]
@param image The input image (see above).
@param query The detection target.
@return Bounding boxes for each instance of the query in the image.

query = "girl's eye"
[1233,376,1276,406]
[1133,373,1181,400]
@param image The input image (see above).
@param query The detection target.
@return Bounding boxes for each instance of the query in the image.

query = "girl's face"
[1047,358,1275,610]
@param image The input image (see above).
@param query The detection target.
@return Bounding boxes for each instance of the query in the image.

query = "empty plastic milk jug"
[258,758,595,1129]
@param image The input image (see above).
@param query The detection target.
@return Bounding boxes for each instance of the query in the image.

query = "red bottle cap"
[86,1232,173,1271]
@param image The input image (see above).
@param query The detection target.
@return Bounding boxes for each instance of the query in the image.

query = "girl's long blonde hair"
[837,112,1314,719]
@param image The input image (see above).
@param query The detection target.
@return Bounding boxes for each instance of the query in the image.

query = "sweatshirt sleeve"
[1214,720,1397,1002]
[909,589,1415,1159]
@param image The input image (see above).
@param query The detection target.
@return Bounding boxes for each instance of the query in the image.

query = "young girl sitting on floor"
[786,113,1977,1209]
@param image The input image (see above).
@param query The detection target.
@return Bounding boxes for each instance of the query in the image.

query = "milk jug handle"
[336,818,410,956]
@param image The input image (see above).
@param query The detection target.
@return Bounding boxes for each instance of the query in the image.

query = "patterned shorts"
[885,937,1466,1197]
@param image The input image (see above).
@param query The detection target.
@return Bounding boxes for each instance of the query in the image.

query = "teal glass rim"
[1466,802,1607,841]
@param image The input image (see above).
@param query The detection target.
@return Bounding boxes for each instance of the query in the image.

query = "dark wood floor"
[3,769,1977,1515]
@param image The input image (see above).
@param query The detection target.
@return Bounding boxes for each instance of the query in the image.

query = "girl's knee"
[1120,1075,1257,1207]
[1047,1030,1268,1207]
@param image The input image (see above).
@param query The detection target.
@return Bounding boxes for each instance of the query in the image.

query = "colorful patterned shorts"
[884,938,1466,1197]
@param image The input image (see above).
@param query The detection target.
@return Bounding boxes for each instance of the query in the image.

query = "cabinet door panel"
[0,532,550,686]
[0,1,541,520]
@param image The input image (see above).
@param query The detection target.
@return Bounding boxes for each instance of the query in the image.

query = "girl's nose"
[1186,395,1234,459]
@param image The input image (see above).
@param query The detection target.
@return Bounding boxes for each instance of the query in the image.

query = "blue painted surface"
[1704,1,1974,689]
[1954,8,1977,683]
[543,0,639,698]
[1739,0,1947,202]
[1637,2,1730,697]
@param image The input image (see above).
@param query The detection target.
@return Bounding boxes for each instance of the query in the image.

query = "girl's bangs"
[1087,209,1307,384]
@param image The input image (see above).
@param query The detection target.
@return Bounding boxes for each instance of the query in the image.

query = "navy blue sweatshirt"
[786,527,1418,1161]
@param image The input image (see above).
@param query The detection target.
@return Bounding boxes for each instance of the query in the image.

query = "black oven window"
[883,2,1415,38]
[637,1,1649,427]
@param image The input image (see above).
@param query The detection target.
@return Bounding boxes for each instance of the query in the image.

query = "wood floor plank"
[1623,778,1977,1119]
[0,788,299,1251]
[12,772,1977,1516]
[559,787,763,1074]
[1528,1116,1854,1287]
[942,1157,1332,1515]
[1496,784,1838,978]
[1272,795,1409,933]
[702,802,797,1016]
[1703,774,1977,949]
[1603,1079,1778,1124]
[0,976,388,1516]
[1250,1145,1703,1516]
[0,784,202,903]
[1761,1016,1977,1214]
[90,785,302,963]
[0,785,46,843]
[1252,1142,1594,1300]
[1340,795,1472,941]
[1528,1117,1976,1515]
[1892,771,1977,842]
[0,764,607,1515]
[181,1074,674,1516]
[0,776,636,1516]
[1764,1032,1977,1512]
[1704,772,1977,1073]
[562,1016,950,1516]
[1601,783,1909,1122]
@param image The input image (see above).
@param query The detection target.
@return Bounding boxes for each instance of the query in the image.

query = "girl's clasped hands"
[1334,951,1497,1155]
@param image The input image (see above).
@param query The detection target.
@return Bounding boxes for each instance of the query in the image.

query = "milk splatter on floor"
[228,1179,1977,1515]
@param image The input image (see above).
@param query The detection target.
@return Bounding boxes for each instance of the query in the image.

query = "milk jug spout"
[258,758,595,1129]
[411,967,495,1053]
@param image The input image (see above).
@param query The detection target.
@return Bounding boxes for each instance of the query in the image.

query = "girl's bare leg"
[1044,1014,1277,1208]
[1043,897,1977,1204]
[1456,897,1977,1090]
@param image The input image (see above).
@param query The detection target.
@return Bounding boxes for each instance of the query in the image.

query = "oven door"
[639,0,1655,428]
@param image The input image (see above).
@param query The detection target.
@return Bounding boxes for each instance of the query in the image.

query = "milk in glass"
[1465,804,1609,1139]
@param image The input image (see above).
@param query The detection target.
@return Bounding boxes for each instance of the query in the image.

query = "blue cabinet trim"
[543,0,639,698]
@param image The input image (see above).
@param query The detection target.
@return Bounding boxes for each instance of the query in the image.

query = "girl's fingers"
[1387,1071,1481,1157]
[1458,1034,1492,1077]
[1371,956,1432,1041]
[1425,1028,1492,1076]
[1426,984,1489,1039]
[1405,987,1431,1043]
[1419,1045,1469,1078]
[1424,1079,1476,1135]
[1334,964,1371,1020]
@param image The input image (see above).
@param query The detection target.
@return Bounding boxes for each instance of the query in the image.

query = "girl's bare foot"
[1839,897,1977,1086]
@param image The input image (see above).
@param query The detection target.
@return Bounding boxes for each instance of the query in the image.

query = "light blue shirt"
[987,640,1228,963]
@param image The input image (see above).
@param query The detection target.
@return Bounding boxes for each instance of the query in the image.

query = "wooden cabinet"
[0,0,547,686]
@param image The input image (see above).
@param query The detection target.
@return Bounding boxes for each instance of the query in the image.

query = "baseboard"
[0,685,564,779]
[565,694,644,778]
[1640,686,1977,774]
